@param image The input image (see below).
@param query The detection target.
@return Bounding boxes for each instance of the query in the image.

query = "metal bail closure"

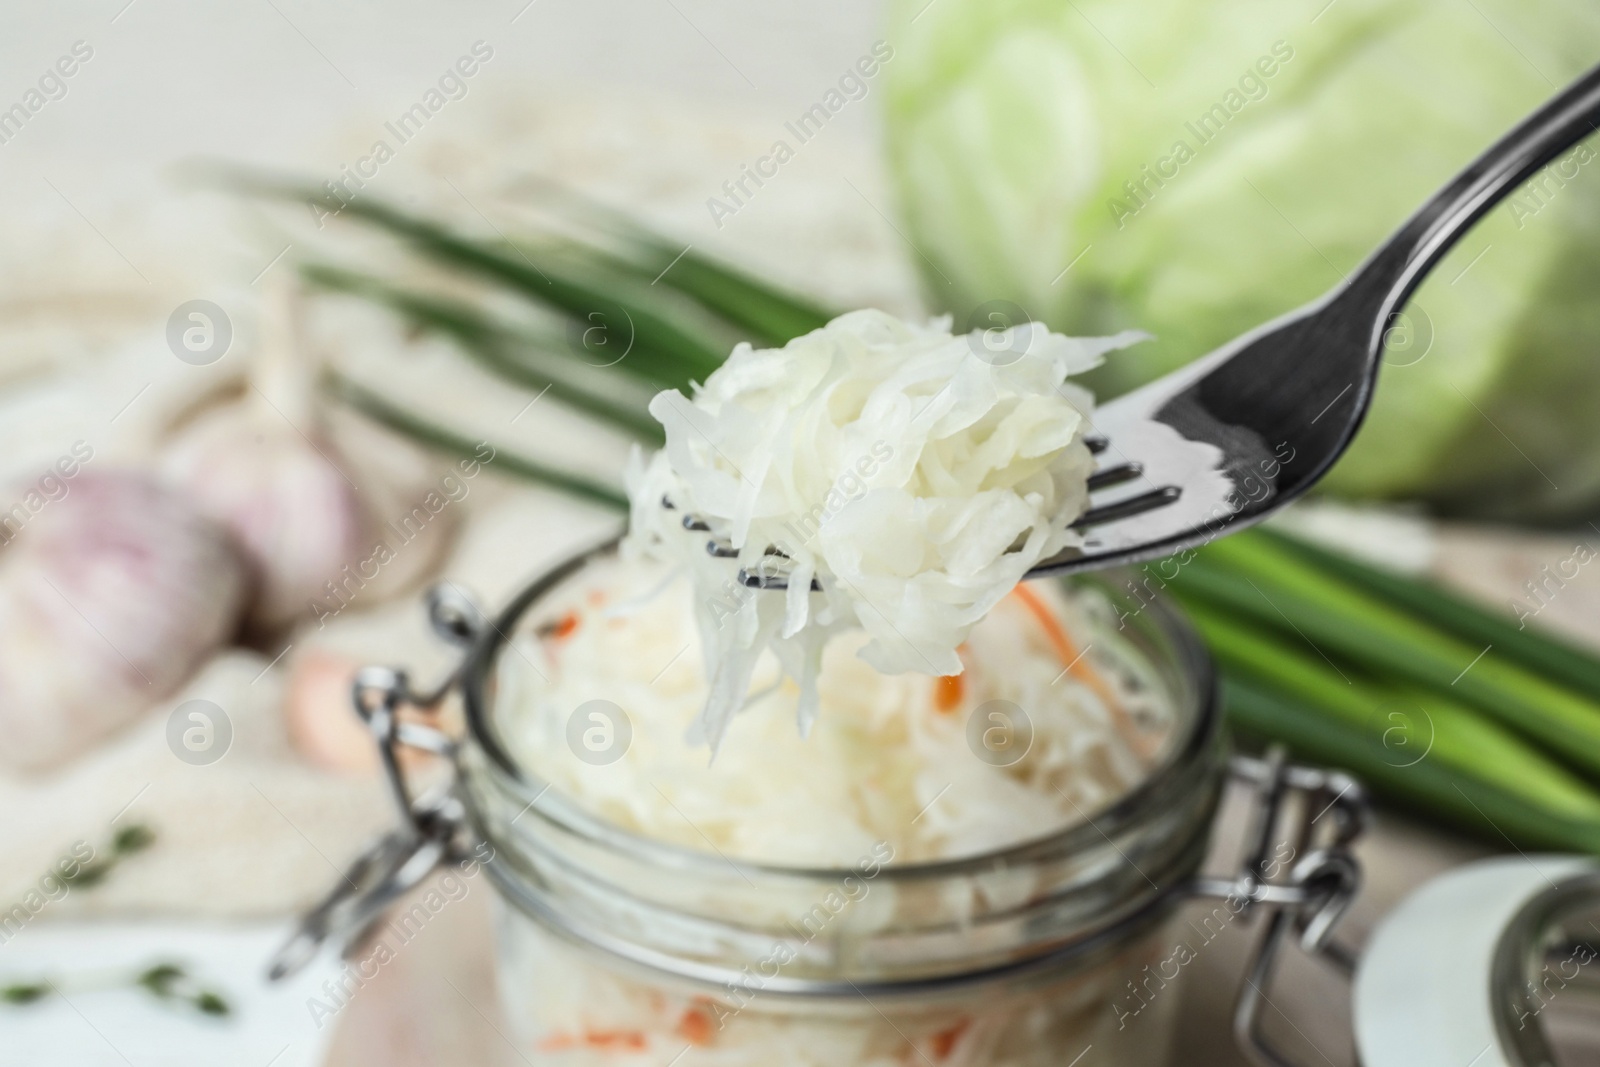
[267,584,487,981]
[1193,748,1369,1067]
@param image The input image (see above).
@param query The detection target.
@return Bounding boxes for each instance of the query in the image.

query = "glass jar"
[271,540,1368,1067]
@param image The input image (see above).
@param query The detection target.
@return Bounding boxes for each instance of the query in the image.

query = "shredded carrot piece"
[553,611,580,639]
[933,644,971,714]
[928,1018,971,1059]
[934,674,964,713]
[1008,585,1108,697]
[537,1028,648,1052]
[1009,584,1154,757]
[590,1031,646,1051]
[594,1031,648,1051]
[676,999,717,1045]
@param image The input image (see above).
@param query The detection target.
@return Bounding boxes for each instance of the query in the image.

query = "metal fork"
[685,61,1600,590]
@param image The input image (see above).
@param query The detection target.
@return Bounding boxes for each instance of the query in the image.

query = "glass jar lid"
[1355,855,1600,1066]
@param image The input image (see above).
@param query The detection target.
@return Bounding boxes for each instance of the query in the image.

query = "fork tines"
[1070,485,1182,529]
[661,441,1183,591]
[1086,461,1142,490]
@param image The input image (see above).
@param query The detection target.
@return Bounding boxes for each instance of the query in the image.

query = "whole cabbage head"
[883,0,1600,521]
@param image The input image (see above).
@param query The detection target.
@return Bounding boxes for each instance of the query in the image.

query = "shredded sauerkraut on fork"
[624,309,1147,752]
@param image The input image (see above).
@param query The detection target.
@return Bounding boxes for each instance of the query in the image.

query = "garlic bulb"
[163,405,365,631]
[161,279,455,631]
[0,470,248,771]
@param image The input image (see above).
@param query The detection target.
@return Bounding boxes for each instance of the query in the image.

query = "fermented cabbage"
[500,556,1172,864]
[625,309,1144,750]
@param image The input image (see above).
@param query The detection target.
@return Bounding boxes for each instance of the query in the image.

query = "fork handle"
[1346,61,1600,324]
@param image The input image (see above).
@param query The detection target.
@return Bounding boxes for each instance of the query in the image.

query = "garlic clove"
[162,406,367,631]
[160,277,458,632]
[283,648,375,774]
[0,469,248,771]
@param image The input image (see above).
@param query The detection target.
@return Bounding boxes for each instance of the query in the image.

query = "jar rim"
[457,536,1221,883]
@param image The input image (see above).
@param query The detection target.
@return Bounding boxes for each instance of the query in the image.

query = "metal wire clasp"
[266,584,488,981]
[1191,747,1368,1067]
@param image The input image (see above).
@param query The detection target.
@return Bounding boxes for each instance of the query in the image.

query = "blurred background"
[4,1,1600,1064]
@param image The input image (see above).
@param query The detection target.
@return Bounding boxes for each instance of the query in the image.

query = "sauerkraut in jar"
[461,545,1224,1067]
